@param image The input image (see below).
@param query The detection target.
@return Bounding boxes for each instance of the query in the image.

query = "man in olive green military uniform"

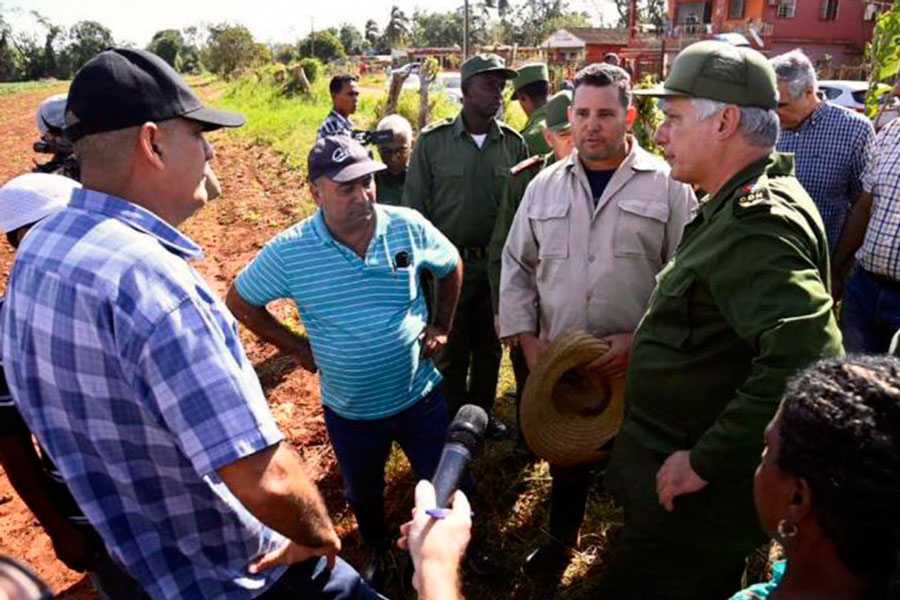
[487,90,573,439]
[511,63,551,155]
[600,41,844,600]
[403,54,529,434]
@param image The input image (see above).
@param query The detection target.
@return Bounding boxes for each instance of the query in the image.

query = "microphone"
[431,404,489,508]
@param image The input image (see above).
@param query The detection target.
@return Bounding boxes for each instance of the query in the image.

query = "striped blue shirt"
[234,205,459,420]
[2,190,288,599]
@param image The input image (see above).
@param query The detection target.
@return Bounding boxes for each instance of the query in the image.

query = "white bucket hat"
[0,173,80,234]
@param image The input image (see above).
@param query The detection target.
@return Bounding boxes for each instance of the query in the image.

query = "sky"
[8,0,618,48]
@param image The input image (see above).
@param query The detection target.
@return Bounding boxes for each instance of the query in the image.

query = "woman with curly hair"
[732,354,900,599]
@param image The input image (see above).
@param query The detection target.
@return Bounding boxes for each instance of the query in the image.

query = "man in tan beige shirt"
[499,63,696,578]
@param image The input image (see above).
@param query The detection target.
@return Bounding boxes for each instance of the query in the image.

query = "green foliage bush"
[299,58,323,84]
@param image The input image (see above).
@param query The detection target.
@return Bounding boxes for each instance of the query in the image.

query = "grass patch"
[0,79,67,95]
[214,70,461,173]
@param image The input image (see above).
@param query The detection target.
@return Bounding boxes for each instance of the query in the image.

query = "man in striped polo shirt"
[226,135,463,591]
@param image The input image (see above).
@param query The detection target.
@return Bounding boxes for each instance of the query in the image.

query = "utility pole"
[463,0,470,60]
[311,16,315,60]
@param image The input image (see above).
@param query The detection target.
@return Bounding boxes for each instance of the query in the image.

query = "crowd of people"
[0,37,898,600]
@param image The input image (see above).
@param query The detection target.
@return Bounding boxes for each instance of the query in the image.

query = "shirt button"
[588,255,596,263]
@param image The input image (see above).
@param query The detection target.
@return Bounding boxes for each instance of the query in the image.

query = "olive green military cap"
[633,40,777,109]
[545,90,572,131]
[512,63,549,92]
[461,53,517,84]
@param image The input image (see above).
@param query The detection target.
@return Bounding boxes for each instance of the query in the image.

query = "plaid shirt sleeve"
[849,121,875,198]
[135,295,283,476]
[234,236,292,307]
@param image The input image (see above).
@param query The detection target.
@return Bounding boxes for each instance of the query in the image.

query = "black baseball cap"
[64,48,245,142]
[308,135,386,182]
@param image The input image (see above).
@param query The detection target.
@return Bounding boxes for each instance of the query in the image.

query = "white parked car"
[818,80,899,130]
[435,72,462,104]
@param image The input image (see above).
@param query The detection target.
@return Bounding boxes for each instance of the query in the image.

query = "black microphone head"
[447,404,489,450]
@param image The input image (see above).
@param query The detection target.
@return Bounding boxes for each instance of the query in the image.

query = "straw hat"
[520,330,626,466]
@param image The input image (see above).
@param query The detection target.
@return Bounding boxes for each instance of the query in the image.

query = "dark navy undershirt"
[584,168,616,205]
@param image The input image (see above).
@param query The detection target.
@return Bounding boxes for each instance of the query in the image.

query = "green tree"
[203,23,264,79]
[503,0,591,46]
[25,11,63,78]
[384,6,410,47]
[365,19,380,46]
[298,30,346,62]
[338,23,366,55]
[271,42,297,64]
[864,2,900,118]
[613,0,666,31]
[62,20,114,74]
[411,10,462,48]
[147,29,185,68]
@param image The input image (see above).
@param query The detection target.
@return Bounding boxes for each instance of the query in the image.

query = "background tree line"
[0,0,663,83]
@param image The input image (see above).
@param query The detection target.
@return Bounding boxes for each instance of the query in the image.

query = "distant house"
[666,0,888,67]
[542,28,629,65]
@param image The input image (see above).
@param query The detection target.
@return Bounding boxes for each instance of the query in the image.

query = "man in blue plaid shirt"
[770,50,874,254]
[833,80,900,353]
[1,48,383,600]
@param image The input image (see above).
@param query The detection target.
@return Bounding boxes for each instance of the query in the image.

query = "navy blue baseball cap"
[65,48,245,142]
[308,135,386,182]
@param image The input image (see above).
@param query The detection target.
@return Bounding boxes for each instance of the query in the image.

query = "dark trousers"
[323,390,449,547]
[257,557,386,600]
[841,266,900,353]
[511,345,529,440]
[546,463,593,546]
[437,280,502,416]
[601,431,764,600]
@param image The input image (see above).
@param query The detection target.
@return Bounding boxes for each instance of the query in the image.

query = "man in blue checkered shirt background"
[832,79,900,354]
[770,50,874,255]
[1,48,385,600]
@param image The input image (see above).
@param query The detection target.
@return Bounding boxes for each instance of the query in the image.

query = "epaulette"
[419,118,454,135]
[498,120,526,140]
[510,154,544,176]
[732,180,773,217]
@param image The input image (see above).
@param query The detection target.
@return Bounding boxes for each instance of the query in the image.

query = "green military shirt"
[624,152,843,483]
[402,112,529,293]
[488,151,555,312]
[520,103,551,156]
[375,170,405,206]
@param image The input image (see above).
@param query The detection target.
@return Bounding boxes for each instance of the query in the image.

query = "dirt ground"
[0,85,356,598]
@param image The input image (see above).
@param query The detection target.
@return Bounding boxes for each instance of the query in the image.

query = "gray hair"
[691,98,780,148]
[770,49,817,100]
[376,114,413,141]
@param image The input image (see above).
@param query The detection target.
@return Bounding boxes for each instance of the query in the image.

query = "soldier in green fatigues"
[511,63,551,155]
[488,90,573,439]
[402,54,529,434]
[601,41,844,600]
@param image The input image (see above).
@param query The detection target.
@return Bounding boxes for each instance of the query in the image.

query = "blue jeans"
[323,389,449,546]
[257,556,386,600]
[841,267,900,353]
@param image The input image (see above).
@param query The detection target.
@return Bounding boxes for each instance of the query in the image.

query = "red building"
[666,0,888,66]
[541,28,629,66]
